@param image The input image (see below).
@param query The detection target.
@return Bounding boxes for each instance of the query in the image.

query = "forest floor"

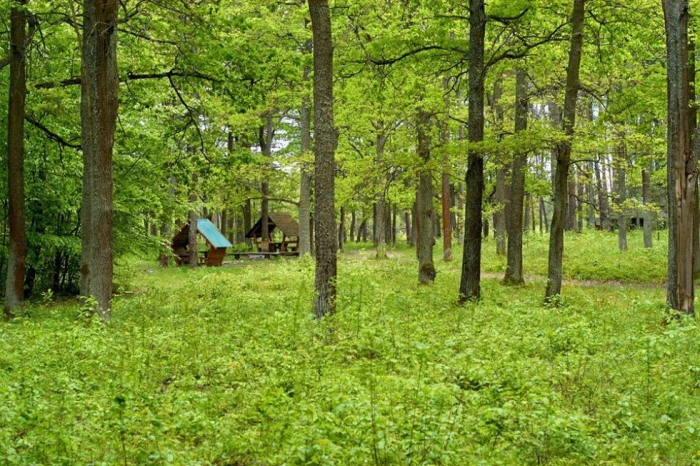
[2,230,700,465]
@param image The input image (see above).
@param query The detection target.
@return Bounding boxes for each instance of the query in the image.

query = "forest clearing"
[3,232,700,465]
[4,0,700,464]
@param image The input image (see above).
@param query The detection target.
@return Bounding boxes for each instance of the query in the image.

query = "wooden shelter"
[245,212,300,253]
[172,218,232,266]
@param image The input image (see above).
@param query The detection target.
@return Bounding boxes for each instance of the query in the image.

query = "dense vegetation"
[3,233,699,465]
[3,0,700,463]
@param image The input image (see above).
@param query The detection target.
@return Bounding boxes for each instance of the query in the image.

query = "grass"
[2,231,699,465]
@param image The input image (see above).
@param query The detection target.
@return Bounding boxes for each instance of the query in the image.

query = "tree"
[80,0,119,320]
[299,37,313,256]
[309,0,337,318]
[663,0,698,315]
[504,68,529,285]
[459,0,486,302]
[417,110,436,284]
[4,0,28,316]
[544,0,585,302]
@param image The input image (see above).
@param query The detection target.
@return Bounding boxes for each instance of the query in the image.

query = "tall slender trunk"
[81,0,119,319]
[459,0,486,301]
[567,177,577,231]
[616,141,628,251]
[309,0,337,318]
[456,182,464,245]
[4,0,28,315]
[492,79,507,256]
[411,199,419,249]
[405,211,412,245]
[417,110,436,284]
[545,0,585,301]
[596,156,610,230]
[376,132,388,258]
[338,206,346,252]
[504,69,528,285]
[587,162,596,228]
[577,169,584,231]
[260,114,274,252]
[243,200,252,248]
[350,210,356,242]
[664,0,698,314]
[299,37,313,256]
[524,195,531,232]
[188,172,199,267]
[642,164,654,248]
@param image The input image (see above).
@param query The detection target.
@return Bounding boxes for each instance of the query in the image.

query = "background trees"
[0,0,691,317]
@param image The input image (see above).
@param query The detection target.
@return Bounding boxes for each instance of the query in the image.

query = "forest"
[2,0,700,464]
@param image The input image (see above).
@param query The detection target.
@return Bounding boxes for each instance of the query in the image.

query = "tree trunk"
[567,177,577,231]
[616,142,628,251]
[81,0,119,319]
[4,1,28,316]
[459,0,486,301]
[376,133,388,258]
[642,164,654,248]
[309,0,337,318]
[411,200,418,249]
[577,169,584,231]
[441,173,453,261]
[260,113,274,252]
[188,172,199,267]
[545,0,585,302]
[494,166,507,255]
[417,110,436,284]
[504,69,528,285]
[587,162,596,228]
[595,156,610,230]
[392,206,397,246]
[299,37,313,256]
[664,0,698,314]
[524,195,531,233]
[349,210,356,242]
[338,206,346,252]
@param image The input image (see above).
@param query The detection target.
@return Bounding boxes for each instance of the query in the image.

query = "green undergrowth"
[2,242,700,465]
[480,229,668,284]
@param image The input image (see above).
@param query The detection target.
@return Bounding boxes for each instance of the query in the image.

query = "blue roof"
[197,219,233,249]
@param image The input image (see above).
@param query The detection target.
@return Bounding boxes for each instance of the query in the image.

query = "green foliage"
[1,239,698,464]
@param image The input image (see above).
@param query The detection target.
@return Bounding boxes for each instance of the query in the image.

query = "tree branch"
[33,68,221,89]
[25,115,81,149]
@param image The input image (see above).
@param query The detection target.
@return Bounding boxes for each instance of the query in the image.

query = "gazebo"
[172,218,232,266]
[245,212,300,254]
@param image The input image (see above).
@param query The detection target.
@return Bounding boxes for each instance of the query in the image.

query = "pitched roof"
[245,212,300,238]
[171,219,232,249]
[196,218,233,248]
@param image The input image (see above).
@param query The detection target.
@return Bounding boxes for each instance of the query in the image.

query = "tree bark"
[4,0,28,316]
[596,156,610,230]
[664,0,698,314]
[188,172,199,267]
[587,162,596,228]
[299,37,313,256]
[577,169,584,231]
[376,133,388,258]
[459,0,486,302]
[504,69,528,285]
[243,200,252,248]
[260,113,274,252]
[81,0,119,319]
[616,142,628,251]
[338,206,346,252]
[417,110,436,284]
[642,164,654,248]
[545,0,585,302]
[309,0,337,318]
